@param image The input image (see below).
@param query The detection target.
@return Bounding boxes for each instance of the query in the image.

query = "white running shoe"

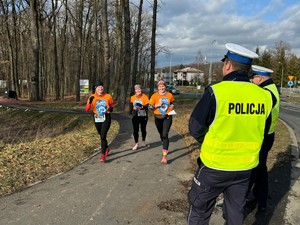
[132,143,139,150]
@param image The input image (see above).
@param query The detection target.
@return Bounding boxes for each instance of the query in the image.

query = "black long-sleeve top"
[189,70,277,144]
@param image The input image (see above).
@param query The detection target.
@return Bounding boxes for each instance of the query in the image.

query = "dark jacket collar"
[223,70,250,82]
[259,78,274,88]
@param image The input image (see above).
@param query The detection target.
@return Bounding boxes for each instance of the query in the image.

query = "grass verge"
[0,107,119,197]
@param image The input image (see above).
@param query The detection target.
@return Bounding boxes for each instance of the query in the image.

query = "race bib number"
[138,110,146,117]
[94,114,106,123]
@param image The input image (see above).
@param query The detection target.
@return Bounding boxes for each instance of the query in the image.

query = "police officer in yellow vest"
[245,65,280,212]
[187,43,276,225]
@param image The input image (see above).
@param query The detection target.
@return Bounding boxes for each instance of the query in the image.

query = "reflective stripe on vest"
[200,81,272,171]
[264,84,280,134]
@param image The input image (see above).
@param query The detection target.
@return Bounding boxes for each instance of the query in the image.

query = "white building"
[174,67,204,84]
[155,67,204,85]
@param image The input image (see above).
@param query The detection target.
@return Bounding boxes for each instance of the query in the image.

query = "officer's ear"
[223,58,232,72]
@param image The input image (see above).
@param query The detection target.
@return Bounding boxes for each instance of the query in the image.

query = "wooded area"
[0,0,160,110]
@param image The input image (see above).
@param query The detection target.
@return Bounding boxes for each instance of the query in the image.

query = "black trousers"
[132,115,148,143]
[94,114,111,154]
[188,160,251,225]
[248,132,275,208]
[154,115,172,150]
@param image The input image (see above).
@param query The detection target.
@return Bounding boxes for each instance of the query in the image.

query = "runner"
[149,80,175,164]
[85,82,114,163]
[129,84,150,150]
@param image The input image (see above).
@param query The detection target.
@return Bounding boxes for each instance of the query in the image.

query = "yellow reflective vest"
[264,83,280,134]
[200,81,273,171]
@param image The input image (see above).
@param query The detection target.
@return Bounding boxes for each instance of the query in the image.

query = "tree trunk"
[118,0,131,111]
[59,0,68,99]
[131,0,143,95]
[29,0,40,101]
[75,0,84,102]
[101,0,111,91]
[149,0,157,97]
[114,0,123,103]
[52,0,60,100]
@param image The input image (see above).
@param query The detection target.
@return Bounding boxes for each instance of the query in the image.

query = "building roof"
[174,67,203,73]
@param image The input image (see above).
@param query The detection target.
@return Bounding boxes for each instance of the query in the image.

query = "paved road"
[280,102,300,141]
[0,113,192,225]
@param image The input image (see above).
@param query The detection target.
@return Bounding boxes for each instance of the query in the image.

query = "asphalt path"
[0,113,192,225]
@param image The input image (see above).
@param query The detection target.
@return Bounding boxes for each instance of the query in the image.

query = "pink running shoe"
[105,148,110,157]
[161,155,167,164]
[99,154,105,162]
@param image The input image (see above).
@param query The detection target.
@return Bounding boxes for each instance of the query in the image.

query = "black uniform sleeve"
[189,87,216,144]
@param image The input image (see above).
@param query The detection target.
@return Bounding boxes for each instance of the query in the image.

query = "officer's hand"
[89,96,94,104]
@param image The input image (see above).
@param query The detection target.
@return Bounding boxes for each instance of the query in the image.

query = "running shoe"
[99,154,105,162]
[161,155,167,164]
[132,143,139,150]
[105,148,110,157]
[140,141,147,147]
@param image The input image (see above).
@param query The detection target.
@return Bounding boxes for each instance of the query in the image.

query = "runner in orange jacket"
[85,82,114,163]
[149,80,174,164]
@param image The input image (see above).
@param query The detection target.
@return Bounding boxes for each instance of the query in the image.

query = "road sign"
[287,80,294,87]
[288,76,294,80]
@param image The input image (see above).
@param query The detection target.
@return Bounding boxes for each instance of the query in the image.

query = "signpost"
[287,80,294,87]
[80,79,89,94]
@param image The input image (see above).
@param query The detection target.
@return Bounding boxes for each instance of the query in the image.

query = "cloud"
[155,0,300,67]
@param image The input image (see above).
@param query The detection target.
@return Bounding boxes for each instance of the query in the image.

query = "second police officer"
[246,65,280,212]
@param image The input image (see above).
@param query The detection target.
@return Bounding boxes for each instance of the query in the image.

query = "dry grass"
[0,107,119,197]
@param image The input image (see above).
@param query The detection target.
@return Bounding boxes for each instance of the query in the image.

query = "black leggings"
[154,115,172,150]
[94,114,111,154]
[132,116,148,143]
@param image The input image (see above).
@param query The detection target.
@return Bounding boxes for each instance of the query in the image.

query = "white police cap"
[252,65,273,76]
[221,43,259,65]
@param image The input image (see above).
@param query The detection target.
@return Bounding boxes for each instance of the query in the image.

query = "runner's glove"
[135,103,142,108]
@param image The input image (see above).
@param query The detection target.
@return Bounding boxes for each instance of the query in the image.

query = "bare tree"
[59,0,69,99]
[130,0,143,96]
[0,0,156,101]
[29,0,41,101]
[75,0,84,101]
[117,0,131,111]
[50,0,60,100]
[149,0,157,97]
[101,0,111,89]
[0,0,20,96]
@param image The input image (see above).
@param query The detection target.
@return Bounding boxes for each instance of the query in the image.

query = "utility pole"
[279,62,284,93]
[208,40,216,85]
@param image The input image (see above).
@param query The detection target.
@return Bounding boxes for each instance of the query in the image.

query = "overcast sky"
[151,0,300,67]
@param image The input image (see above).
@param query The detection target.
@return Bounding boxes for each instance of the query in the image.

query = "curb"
[282,119,300,224]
